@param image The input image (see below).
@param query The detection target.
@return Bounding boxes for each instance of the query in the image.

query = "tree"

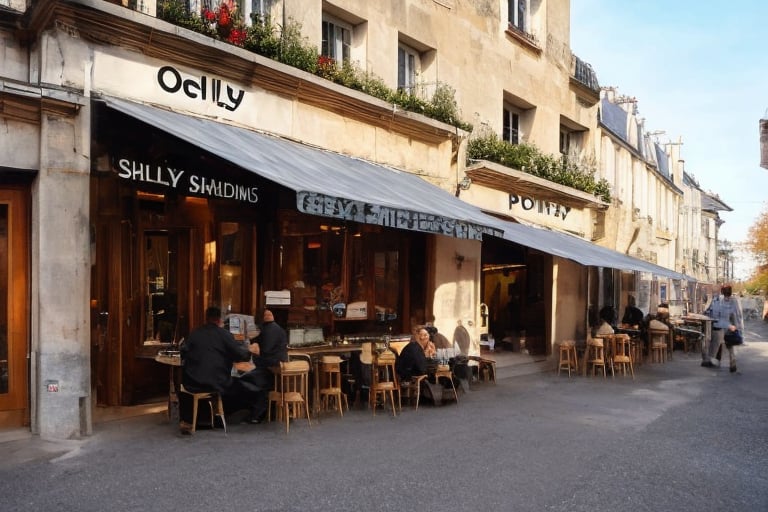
[746,204,768,295]
[746,204,768,266]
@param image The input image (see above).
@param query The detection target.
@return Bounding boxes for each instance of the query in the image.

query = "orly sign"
[509,193,571,221]
[157,66,245,112]
[116,157,258,203]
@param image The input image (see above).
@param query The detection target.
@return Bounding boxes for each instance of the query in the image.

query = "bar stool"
[612,334,634,379]
[433,364,459,404]
[584,337,607,378]
[318,355,348,417]
[557,340,579,377]
[370,349,398,416]
[649,329,668,363]
[267,360,312,434]
[178,384,227,435]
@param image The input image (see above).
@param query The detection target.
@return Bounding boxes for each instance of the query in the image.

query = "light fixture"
[458,176,472,190]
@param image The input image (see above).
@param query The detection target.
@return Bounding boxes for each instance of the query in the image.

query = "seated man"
[239,309,288,424]
[180,306,259,432]
[621,295,645,328]
[593,305,616,337]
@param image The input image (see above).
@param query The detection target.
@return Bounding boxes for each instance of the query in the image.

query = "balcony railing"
[571,54,599,94]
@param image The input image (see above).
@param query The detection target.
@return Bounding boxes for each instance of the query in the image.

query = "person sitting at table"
[179,306,260,433]
[621,295,644,328]
[239,309,288,424]
[593,305,616,337]
[397,327,435,381]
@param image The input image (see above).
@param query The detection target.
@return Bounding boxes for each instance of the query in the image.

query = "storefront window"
[277,213,408,331]
[374,250,399,322]
[220,222,243,314]
[144,231,176,343]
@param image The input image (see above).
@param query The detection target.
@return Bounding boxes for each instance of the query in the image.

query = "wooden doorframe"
[0,186,31,426]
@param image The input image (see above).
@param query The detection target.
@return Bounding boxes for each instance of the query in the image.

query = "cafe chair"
[611,334,634,379]
[370,349,399,416]
[467,355,497,384]
[399,374,428,411]
[267,360,312,434]
[557,340,579,377]
[178,384,227,435]
[318,355,348,417]
[584,337,607,378]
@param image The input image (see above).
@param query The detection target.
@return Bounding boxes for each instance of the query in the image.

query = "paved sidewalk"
[2,316,766,471]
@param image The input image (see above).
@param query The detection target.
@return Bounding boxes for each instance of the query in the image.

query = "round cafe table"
[682,314,713,362]
[154,353,181,420]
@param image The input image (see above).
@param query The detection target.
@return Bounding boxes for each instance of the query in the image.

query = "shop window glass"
[374,250,399,322]
[220,222,243,314]
[144,231,176,343]
[279,215,345,320]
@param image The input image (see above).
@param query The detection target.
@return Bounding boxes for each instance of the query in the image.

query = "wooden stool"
[649,329,668,363]
[178,384,227,435]
[318,356,348,417]
[612,334,634,379]
[557,340,578,377]
[267,360,312,434]
[584,338,607,378]
[370,350,398,416]
[434,365,459,404]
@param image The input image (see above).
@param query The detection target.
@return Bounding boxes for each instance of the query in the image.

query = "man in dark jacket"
[240,309,288,423]
[180,306,258,432]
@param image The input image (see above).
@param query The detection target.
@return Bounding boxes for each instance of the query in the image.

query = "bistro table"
[154,351,181,420]
[681,313,713,363]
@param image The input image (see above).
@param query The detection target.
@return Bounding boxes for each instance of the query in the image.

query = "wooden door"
[0,187,30,426]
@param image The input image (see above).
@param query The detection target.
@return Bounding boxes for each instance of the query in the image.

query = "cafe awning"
[486,216,690,280]
[100,96,502,241]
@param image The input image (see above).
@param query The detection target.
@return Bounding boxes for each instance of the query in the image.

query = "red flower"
[218,10,231,26]
[203,9,216,22]
[228,29,246,46]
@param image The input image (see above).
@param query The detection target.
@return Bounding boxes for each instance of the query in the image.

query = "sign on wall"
[116,157,259,203]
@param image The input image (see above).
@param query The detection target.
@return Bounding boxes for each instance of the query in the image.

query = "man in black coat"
[240,309,288,423]
[180,306,258,432]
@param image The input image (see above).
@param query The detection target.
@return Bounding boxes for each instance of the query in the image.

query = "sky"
[570,0,768,280]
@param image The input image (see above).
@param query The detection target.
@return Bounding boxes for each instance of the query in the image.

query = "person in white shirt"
[703,285,744,372]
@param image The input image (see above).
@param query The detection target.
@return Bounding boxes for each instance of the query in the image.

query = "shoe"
[701,361,714,368]
[179,421,193,435]
[730,367,737,373]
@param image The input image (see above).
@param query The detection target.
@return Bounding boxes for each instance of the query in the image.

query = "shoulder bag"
[723,329,743,346]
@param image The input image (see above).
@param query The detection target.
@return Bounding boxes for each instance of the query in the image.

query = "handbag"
[723,329,743,346]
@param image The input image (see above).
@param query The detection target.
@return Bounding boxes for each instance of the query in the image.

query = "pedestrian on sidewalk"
[702,284,744,372]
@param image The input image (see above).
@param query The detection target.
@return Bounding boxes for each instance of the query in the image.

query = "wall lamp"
[455,175,472,196]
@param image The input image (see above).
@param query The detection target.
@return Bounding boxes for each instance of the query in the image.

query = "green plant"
[157,3,472,130]
[467,133,611,202]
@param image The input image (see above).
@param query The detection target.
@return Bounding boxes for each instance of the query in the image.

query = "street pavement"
[2,318,767,511]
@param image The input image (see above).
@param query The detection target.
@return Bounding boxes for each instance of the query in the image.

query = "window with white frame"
[507,0,527,32]
[322,15,352,64]
[397,43,419,94]
[243,0,275,24]
[503,106,521,145]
